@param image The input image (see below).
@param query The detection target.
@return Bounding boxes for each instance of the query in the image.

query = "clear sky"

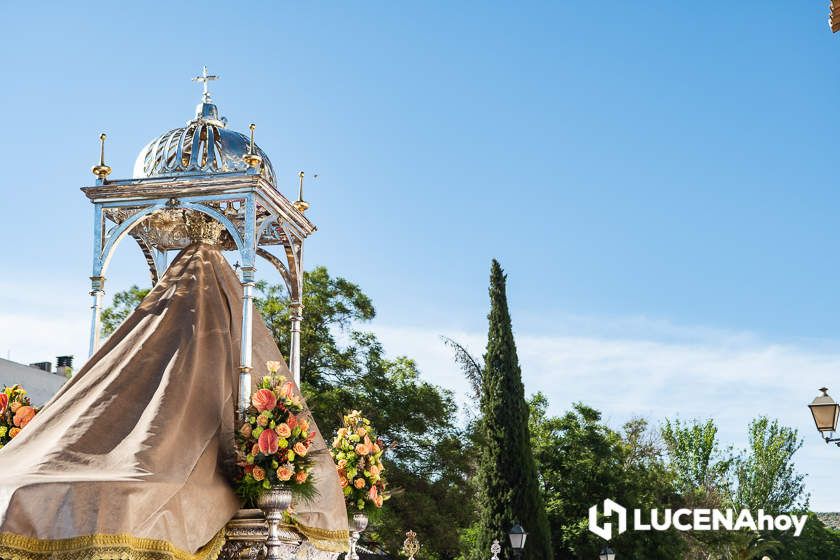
[2,1,840,509]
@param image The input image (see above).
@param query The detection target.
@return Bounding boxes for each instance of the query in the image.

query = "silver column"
[238,266,256,422]
[87,276,105,360]
[289,301,302,387]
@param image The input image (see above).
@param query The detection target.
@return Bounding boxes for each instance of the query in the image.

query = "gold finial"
[243,123,263,169]
[91,133,112,180]
[293,170,310,212]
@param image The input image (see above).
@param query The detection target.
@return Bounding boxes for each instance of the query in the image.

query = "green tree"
[530,396,683,559]
[100,285,150,336]
[661,418,734,507]
[472,260,552,560]
[255,267,473,558]
[732,417,807,514]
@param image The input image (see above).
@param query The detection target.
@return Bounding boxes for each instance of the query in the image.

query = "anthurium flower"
[258,428,279,455]
[252,389,277,412]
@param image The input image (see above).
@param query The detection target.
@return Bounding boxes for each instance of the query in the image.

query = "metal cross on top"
[192,65,219,102]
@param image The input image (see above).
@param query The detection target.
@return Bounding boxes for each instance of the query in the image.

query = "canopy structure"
[0,244,348,560]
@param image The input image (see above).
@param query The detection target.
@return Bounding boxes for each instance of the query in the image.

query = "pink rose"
[251,389,277,412]
[13,406,35,428]
[287,414,298,430]
[275,423,291,438]
[293,442,308,457]
[369,485,378,499]
[279,381,294,399]
[258,429,279,455]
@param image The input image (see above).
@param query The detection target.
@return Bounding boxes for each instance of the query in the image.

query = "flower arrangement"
[331,410,388,514]
[235,361,317,504]
[0,385,37,448]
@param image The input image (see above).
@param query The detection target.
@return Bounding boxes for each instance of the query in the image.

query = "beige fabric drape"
[0,244,348,560]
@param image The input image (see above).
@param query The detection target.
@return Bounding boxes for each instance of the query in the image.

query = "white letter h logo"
[589,499,627,540]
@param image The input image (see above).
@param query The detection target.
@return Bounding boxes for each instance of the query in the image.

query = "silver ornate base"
[220,509,341,560]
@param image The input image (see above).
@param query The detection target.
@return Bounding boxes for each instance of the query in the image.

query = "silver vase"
[257,485,293,560]
[346,512,369,560]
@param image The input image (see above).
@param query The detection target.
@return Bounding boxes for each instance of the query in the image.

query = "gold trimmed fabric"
[0,244,348,558]
[0,531,225,560]
[291,523,349,553]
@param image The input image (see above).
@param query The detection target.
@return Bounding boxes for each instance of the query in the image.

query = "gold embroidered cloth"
[0,244,348,559]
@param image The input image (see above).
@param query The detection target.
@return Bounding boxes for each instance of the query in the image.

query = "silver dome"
[133,100,276,186]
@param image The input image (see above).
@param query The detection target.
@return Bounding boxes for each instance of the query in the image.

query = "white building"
[0,358,66,406]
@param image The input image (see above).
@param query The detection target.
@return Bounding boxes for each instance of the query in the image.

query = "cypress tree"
[473,260,553,560]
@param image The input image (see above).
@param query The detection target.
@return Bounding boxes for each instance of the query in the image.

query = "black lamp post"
[809,387,840,445]
[508,524,527,560]
[599,547,616,560]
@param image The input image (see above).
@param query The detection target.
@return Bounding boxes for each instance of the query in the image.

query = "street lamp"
[599,547,616,560]
[809,387,840,444]
[508,524,527,560]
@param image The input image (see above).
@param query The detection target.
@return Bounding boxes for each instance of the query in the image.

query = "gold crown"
[185,211,225,244]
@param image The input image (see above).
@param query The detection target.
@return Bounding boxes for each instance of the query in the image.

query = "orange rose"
[339,476,349,488]
[369,465,380,477]
[13,406,35,428]
[356,427,367,438]
[299,420,309,432]
[355,443,370,456]
[252,466,266,481]
[0,393,8,414]
[374,495,384,508]
[276,465,294,481]
[337,459,348,469]
[239,423,252,438]
[354,478,366,489]
[9,402,21,413]
[287,414,298,430]
[8,428,20,438]
[293,442,308,457]
[275,423,291,438]
[257,415,269,427]
[258,429,279,455]
[295,470,309,483]
[251,444,260,456]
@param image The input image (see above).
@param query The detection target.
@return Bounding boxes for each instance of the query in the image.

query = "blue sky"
[3,1,840,509]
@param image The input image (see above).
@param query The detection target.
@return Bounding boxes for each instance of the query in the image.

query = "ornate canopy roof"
[132,68,277,186]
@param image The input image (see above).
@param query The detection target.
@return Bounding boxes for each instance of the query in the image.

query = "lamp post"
[599,547,616,560]
[808,387,840,445]
[508,524,527,560]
